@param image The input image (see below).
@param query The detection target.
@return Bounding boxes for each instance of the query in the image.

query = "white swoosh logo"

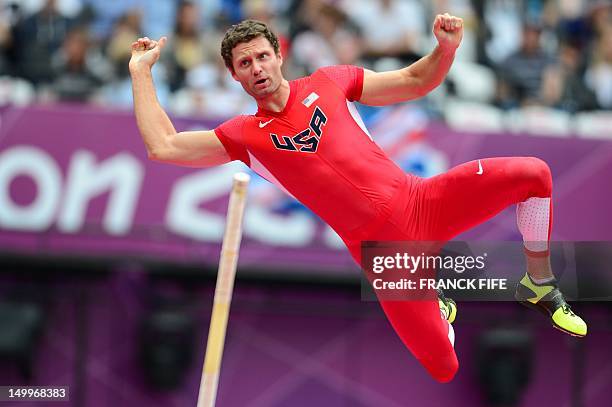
[259,119,274,128]
[476,160,483,175]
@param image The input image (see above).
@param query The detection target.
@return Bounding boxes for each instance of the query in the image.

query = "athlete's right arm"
[129,36,231,167]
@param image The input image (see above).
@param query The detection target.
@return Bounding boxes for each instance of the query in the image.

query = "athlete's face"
[230,36,283,99]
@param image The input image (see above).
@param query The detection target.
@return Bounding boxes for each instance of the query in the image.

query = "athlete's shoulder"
[287,74,311,96]
[313,65,364,101]
[221,114,258,127]
[218,114,251,124]
[215,114,253,139]
[291,66,362,90]
[315,65,364,79]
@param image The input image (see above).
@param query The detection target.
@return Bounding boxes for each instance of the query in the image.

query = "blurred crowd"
[0,0,610,118]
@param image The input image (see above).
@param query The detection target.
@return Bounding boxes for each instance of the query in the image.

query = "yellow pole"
[197,172,250,407]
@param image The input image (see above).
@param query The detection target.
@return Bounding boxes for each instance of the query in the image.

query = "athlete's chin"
[250,84,276,98]
[253,85,270,94]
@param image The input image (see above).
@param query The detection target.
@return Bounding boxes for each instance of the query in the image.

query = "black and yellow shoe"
[515,273,587,337]
[438,289,457,324]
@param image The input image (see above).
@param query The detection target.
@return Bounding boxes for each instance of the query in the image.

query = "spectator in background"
[13,0,82,18]
[97,9,172,109]
[1,0,608,116]
[588,1,612,40]
[105,9,142,78]
[217,0,243,24]
[169,57,256,117]
[50,27,109,102]
[469,0,492,66]
[167,0,268,116]
[553,0,592,50]
[586,25,612,109]
[483,0,523,65]
[242,0,291,74]
[496,21,555,108]
[541,40,599,112]
[82,0,176,42]
[0,1,20,75]
[81,0,142,41]
[192,0,222,28]
[291,3,362,75]
[140,0,176,40]
[340,0,425,66]
[285,0,321,39]
[189,0,243,28]
[164,1,206,92]
[11,0,75,85]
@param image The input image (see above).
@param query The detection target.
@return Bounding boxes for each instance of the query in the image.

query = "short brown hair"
[221,19,280,72]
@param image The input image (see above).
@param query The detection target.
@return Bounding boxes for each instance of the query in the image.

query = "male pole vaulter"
[129,14,586,382]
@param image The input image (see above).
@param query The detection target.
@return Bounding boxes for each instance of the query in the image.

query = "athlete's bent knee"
[522,157,552,197]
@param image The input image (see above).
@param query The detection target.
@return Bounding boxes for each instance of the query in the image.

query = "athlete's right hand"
[129,36,167,72]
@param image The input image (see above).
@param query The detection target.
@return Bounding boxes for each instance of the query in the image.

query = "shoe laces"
[561,304,575,316]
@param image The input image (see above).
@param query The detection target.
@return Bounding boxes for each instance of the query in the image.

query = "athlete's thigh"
[418,157,545,240]
[340,232,457,381]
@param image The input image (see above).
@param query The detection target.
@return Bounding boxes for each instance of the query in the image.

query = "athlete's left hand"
[433,13,463,52]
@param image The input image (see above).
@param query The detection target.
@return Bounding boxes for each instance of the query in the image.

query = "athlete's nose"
[252,61,263,76]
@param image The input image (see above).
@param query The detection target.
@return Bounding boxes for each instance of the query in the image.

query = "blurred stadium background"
[1,0,612,406]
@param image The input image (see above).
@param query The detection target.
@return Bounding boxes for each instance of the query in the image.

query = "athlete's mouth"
[255,78,267,85]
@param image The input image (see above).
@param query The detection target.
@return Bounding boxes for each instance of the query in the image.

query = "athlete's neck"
[256,79,290,113]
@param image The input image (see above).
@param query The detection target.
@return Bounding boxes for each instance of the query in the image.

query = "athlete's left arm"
[359,13,463,106]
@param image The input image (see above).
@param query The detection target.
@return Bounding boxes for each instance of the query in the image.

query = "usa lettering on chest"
[269,107,327,153]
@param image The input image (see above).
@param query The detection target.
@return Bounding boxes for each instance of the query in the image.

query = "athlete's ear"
[277,52,283,68]
[229,66,239,81]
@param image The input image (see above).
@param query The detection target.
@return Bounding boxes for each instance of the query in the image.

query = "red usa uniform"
[214,65,554,383]
[214,65,406,235]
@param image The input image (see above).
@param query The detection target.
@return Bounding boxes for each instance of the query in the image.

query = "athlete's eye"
[258,53,268,60]
[240,59,250,67]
